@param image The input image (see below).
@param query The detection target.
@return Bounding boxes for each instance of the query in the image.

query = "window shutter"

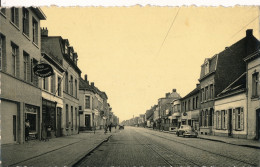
[225,110,228,130]
[232,109,236,130]
[213,111,216,129]
[241,108,244,130]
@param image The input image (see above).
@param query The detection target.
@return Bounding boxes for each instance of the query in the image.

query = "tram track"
[141,129,257,166]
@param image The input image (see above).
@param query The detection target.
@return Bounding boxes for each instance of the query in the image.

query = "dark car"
[119,125,124,130]
[176,125,198,137]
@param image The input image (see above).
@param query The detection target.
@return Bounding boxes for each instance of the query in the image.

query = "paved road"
[75,127,260,167]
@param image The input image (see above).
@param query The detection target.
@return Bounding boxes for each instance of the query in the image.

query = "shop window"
[25,105,38,133]
[11,7,19,27]
[252,72,259,98]
[32,17,38,45]
[22,8,29,36]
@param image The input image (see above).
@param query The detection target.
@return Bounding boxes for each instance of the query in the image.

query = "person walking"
[104,123,108,134]
[25,119,30,142]
[109,123,112,133]
[41,122,47,141]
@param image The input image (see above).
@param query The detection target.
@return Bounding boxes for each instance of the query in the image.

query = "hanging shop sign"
[33,63,54,78]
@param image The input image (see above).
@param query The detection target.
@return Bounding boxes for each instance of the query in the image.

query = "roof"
[181,85,200,100]
[244,49,260,62]
[79,78,96,93]
[199,54,218,81]
[30,7,46,20]
[217,72,246,98]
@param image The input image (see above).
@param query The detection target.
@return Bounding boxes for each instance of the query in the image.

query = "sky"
[41,6,259,122]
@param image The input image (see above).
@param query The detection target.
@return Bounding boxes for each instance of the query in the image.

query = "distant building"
[170,99,181,130]
[180,84,201,131]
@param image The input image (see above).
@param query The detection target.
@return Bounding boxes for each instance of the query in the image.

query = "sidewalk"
[197,134,260,149]
[146,127,260,149]
[1,129,114,167]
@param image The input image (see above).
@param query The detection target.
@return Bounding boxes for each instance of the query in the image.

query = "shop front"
[42,99,57,138]
[25,104,40,140]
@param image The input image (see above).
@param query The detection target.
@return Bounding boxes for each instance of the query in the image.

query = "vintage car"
[176,125,198,137]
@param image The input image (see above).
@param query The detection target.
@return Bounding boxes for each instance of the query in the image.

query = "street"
[75,127,260,166]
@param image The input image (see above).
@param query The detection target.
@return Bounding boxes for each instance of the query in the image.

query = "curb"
[71,135,112,167]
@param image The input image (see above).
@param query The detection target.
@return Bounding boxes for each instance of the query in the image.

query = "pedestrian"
[104,124,108,134]
[41,122,48,141]
[25,119,30,141]
[115,124,117,129]
[109,123,112,133]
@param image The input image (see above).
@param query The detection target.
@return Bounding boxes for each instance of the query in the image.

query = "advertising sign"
[33,63,54,78]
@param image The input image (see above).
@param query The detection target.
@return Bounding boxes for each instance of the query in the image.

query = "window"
[22,8,29,36]
[50,74,55,93]
[75,79,77,98]
[204,110,208,127]
[0,8,6,15]
[70,75,73,95]
[70,52,73,60]
[235,107,244,130]
[64,45,68,54]
[188,100,190,111]
[23,52,29,81]
[210,84,214,99]
[11,7,19,26]
[66,104,69,128]
[32,18,38,45]
[71,106,73,128]
[252,72,259,98]
[221,110,226,129]
[201,89,204,102]
[195,96,198,109]
[31,59,38,86]
[65,72,68,93]
[205,86,208,101]
[58,76,61,96]
[11,43,19,76]
[43,77,49,91]
[0,35,5,70]
[184,101,187,112]
[75,108,77,130]
[85,96,90,109]
[205,61,209,74]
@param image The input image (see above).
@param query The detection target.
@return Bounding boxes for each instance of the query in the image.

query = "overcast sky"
[41,6,259,122]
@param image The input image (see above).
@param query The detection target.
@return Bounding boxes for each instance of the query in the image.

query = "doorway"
[56,107,62,137]
[85,114,91,130]
[256,109,260,141]
[228,109,232,137]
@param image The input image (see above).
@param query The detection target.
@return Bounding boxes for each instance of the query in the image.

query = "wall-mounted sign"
[33,63,54,78]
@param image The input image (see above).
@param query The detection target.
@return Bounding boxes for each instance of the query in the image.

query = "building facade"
[244,50,260,140]
[1,7,46,144]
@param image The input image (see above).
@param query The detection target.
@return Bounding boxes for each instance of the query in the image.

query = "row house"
[0,7,46,144]
[158,89,181,131]
[170,99,181,130]
[41,28,81,136]
[180,84,201,131]
[145,105,156,128]
[244,50,260,140]
[198,29,259,136]
[79,74,113,130]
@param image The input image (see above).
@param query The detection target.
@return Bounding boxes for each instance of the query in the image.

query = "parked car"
[119,125,124,130]
[176,125,198,137]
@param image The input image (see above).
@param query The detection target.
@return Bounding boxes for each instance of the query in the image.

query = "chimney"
[246,29,253,37]
[41,27,48,37]
[91,82,94,87]
[84,74,88,81]
[166,93,170,98]
[172,89,176,92]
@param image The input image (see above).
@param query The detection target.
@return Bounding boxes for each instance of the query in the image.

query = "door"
[56,108,62,137]
[13,115,16,141]
[256,109,260,141]
[85,114,91,129]
[228,109,232,137]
